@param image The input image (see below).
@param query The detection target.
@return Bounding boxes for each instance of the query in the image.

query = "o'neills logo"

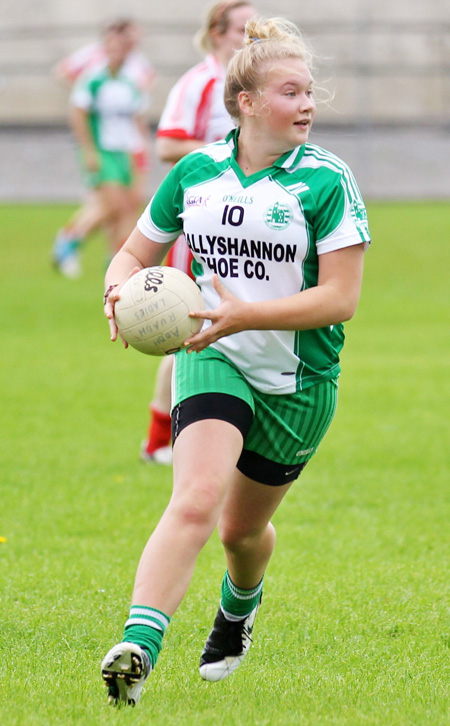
[264,202,293,230]
[222,194,254,204]
[185,194,210,207]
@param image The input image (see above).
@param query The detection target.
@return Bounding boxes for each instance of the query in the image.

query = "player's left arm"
[136,110,150,137]
[156,136,207,164]
[135,112,151,155]
[185,243,365,352]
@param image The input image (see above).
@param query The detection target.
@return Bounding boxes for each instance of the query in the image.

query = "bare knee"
[168,476,226,537]
[218,519,274,553]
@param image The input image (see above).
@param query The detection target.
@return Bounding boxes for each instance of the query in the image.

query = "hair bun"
[245,17,304,44]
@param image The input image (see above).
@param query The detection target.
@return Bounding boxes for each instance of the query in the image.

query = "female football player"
[101,15,370,706]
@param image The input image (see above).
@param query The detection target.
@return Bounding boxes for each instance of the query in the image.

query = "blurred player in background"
[54,18,155,96]
[140,0,256,465]
[52,19,155,277]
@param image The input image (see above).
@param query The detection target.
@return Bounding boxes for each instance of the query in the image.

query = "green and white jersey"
[137,129,371,394]
[71,67,147,152]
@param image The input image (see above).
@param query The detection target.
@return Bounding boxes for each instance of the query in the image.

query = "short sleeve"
[314,167,371,254]
[137,162,186,243]
[70,77,94,110]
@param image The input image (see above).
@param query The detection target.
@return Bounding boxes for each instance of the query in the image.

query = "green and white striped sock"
[220,571,264,621]
[123,605,171,668]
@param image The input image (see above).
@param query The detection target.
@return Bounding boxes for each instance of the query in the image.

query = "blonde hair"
[224,17,314,120]
[194,1,254,54]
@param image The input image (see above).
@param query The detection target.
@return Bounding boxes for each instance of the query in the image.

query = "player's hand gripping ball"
[114,267,204,355]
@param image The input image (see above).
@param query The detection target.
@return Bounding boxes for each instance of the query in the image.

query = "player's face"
[251,58,316,151]
[104,33,129,70]
[216,5,256,64]
[123,24,140,53]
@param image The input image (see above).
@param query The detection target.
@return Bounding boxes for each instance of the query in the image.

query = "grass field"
[1,202,449,725]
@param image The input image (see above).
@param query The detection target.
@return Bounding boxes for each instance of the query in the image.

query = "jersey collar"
[226,128,306,186]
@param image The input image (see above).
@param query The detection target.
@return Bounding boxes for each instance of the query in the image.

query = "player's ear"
[238,90,256,117]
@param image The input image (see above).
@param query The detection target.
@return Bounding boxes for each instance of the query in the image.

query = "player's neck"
[236,128,287,175]
[213,48,232,69]
[108,62,123,77]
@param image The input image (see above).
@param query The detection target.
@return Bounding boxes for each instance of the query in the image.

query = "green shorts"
[172,347,338,470]
[81,149,133,188]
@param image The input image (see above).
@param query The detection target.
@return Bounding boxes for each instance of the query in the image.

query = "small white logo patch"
[295,447,314,457]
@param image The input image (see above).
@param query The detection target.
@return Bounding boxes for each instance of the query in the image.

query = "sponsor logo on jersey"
[222,194,254,204]
[264,202,293,230]
[295,447,314,457]
[185,194,211,208]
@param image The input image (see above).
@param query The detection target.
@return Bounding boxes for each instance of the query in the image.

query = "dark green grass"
[1,202,449,724]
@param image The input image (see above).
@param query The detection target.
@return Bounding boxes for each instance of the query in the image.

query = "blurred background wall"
[1,0,450,199]
[2,0,450,126]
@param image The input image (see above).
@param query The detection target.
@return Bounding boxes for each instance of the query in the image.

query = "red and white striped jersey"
[157,54,234,143]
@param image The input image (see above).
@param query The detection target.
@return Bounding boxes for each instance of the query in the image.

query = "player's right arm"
[104,156,188,341]
[69,75,101,171]
[70,106,99,171]
[104,229,173,343]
